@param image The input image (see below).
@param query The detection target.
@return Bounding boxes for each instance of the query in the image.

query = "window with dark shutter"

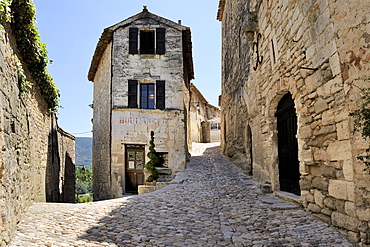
[140,84,155,109]
[129,28,138,54]
[156,28,165,54]
[140,30,155,54]
[156,81,165,109]
[128,80,138,108]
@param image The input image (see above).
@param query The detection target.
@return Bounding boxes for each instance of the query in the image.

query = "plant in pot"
[145,131,163,185]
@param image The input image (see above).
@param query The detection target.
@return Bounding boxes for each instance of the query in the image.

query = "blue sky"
[33,0,221,137]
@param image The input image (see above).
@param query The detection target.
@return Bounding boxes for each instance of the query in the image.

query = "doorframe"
[275,92,300,195]
[124,144,146,193]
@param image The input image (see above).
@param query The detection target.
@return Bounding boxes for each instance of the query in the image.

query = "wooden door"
[276,93,300,196]
[125,145,145,193]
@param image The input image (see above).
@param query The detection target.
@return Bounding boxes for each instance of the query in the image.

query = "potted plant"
[145,131,163,185]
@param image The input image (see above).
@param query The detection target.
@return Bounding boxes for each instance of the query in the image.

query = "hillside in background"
[75,137,92,168]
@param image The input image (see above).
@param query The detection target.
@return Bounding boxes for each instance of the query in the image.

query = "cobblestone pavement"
[10,143,356,247]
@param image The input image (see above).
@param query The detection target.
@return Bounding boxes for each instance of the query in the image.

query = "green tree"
[75,167,92,195]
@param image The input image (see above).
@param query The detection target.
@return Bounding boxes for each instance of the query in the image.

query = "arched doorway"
[275,93,300,195]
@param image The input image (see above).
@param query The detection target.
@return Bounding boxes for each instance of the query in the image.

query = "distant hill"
[75,137,92,168]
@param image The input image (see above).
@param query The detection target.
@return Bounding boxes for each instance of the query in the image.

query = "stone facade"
[0,22,75,246]
[218,0,370,244]
[189,83,220,145]
[89,7,194,200]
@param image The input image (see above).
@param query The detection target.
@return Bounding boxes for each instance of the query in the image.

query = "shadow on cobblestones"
[78,145,356,247]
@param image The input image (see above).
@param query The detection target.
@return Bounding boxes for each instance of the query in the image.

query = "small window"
[140,31,155,54]
[128,81,166,109]
[140,84,155,109]
[129,28,166,55]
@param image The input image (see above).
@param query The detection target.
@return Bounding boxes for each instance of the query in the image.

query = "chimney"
[143,6,148,12]
[178,20,182,25]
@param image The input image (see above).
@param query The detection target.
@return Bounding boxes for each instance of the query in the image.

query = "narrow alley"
[9,143,355,247]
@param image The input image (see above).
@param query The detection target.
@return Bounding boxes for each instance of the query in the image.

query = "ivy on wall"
[0,0,60,111]
[348,76,370,174]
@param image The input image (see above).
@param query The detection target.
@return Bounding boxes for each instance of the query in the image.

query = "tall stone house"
[0,1,76,245]
[218,0,369,244]
[88,7,194,200]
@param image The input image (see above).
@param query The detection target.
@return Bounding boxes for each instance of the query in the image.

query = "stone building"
[0,1,75,245]
[217,0,369,244]
[88,7,194,200]
[189,83,220,144]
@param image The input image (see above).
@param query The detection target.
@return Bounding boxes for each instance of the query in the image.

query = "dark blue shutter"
[156,81,165,109]
[128,80,138,108]
[129,28,138,54]
[156,28,165,54]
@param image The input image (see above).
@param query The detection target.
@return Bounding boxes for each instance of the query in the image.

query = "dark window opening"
[140,31,155,54]
[157,152,168,167]
[140,84,155,109]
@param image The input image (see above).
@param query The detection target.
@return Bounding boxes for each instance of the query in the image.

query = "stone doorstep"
[273,191,303,205]
[258,194,302,211]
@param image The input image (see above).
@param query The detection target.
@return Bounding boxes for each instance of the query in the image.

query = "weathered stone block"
[312,177,329,190]
[314,189,326,208]
[299,179,312,190]
[321,165,336,178]
[327,140,352,161]
[336,121,350,141]
[321,208,333,216]
[314,98,329,114]
[332,211,360,232]
[324,197,336,210]
[356,208,370,222]
[328,179,348,200]
[345,202,357,217]
[308,203,322,213]
[335,199,346,213]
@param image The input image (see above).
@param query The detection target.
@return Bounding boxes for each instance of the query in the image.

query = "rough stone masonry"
[218,0,370,245]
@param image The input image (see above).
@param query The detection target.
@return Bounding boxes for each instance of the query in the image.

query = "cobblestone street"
[9,143,356,247]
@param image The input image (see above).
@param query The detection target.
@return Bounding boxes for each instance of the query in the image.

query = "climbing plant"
[145,131,164,182]
[0,0,60,111]
[348,76,370,174]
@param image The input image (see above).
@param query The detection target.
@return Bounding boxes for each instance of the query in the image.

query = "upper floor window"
[128,80,165,109]
[129,28,166,55]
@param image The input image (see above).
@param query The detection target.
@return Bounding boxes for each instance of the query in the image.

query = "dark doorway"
[275,93,300,195]
[125,144,145,193]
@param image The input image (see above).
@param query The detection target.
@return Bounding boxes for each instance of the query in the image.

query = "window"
[128,80,165,109]
[129,28,166,55]
[140,84,155,109]
[140,31,155,54]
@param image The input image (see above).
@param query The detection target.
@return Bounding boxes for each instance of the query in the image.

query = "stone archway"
[275,93,300,195]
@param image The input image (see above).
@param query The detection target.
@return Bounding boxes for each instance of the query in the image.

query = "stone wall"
[218,0,369,244]
[91,42,113,201]
[0,17,75,245]
[57,126,76,203]
[0,24,50,245]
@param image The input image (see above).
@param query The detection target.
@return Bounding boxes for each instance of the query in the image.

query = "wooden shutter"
[128,80,138,108]
[129,28,138,54]
[156,28,165,54]
[156,81,165,109]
